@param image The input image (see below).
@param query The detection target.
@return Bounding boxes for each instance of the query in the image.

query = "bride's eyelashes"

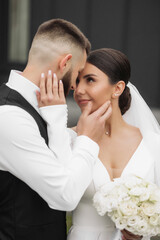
[86,77,95,83]
[76,76,96,86]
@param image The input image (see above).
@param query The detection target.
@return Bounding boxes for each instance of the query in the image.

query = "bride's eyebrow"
[83,74,97,79]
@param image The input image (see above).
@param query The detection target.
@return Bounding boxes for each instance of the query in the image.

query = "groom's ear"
[112,81,125,98]
[59,54,72,73]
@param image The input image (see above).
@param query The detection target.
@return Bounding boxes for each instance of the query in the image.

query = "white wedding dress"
[67,129,160,240]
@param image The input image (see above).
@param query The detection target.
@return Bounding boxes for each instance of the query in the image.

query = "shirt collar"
[6,70,40,113]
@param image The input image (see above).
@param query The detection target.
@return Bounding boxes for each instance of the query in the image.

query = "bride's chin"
[80,105,95,114]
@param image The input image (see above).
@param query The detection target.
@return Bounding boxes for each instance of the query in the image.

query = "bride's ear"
[112,81,125,99]
[59,54,72,73]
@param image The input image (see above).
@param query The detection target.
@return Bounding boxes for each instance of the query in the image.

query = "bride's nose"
[75,82,86,95]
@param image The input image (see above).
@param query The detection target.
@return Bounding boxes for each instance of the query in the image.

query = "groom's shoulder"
[0,105,38,137]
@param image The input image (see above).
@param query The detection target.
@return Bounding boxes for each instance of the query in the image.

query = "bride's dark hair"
[87,48,131,115]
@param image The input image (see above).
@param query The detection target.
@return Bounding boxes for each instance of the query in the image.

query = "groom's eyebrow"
[83,74,97,78]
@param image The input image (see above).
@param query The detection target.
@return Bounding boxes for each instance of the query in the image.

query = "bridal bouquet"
[93,175,160,237]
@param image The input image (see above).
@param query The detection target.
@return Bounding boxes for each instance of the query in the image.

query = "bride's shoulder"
[143,131,160,150]
[144,131,160,141]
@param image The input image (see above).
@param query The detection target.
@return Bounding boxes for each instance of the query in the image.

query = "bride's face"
[74,62,114,113]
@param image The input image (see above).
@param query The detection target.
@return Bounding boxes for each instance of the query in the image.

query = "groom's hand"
[77,101,112,144]
[121,229,142,240]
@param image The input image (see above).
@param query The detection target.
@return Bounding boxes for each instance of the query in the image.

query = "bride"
[37,48,160,240]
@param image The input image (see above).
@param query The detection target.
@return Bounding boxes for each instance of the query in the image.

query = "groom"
[0,19,111,240]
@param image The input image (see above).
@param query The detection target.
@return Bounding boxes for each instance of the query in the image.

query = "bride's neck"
[105,103,126,136]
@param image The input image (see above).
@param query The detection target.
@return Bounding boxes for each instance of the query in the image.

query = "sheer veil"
[123,82,160,135]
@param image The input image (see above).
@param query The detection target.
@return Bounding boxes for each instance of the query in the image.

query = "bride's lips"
[77,99,91,105]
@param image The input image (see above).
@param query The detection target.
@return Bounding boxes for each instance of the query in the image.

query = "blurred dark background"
[0,0,160,127]
[0,1,160,239]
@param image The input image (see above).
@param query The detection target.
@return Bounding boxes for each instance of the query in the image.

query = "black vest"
[0,84,66,240]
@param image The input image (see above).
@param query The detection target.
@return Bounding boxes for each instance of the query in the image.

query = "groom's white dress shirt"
[0,70,99,211]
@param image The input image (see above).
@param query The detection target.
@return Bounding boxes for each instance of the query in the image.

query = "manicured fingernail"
[48,70,52,75]
[41,73,44,78]
[59,80,62,84]
[53,73,57,78]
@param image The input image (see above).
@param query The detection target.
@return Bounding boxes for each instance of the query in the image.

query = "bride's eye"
[87,77,95,83]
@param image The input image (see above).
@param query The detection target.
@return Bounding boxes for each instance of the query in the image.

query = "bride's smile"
[74,62,115,113]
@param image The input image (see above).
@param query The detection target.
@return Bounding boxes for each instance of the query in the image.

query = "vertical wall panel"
[53,0,89,36]
[125,0,160,106]
[89,0,128,51]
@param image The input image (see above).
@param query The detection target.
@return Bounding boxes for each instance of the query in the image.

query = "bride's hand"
[36,70,66,107]
[121,229,142,240]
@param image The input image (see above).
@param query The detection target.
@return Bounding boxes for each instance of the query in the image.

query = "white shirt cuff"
[73,135,99,162]
[39,104,68,126]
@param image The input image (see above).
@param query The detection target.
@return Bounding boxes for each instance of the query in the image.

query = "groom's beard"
[62,69,72,97]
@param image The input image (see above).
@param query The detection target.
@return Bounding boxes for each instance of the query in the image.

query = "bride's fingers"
[40,73,46,98]
[53,73,59,98]
[46,70,53,98]
[59,80,66,104]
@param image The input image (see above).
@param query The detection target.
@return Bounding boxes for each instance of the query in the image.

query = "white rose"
[127,215,141,227]
[140,191,150,202]
[129,187,145,196]
[119,200,138,216]
[114,185,130,202]
[108,211,121,223]
[149,189,160,202]
[124,175,142,189]
[136,219,148,235]
[100,182,115,196]
[114,177,125,185]
[149,214,159,226]
[115,218,127,230]
[155,202,160,214]
[141,202,156,216]
[105,196,118,212]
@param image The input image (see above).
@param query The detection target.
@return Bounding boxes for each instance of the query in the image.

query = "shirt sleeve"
[39,104,99,166]
[0,106,99,211]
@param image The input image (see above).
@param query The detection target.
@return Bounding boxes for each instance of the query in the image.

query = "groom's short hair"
[29,19,91,63]
[35,19,91,54]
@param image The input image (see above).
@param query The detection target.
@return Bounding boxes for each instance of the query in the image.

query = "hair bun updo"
[119,86,131,115]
